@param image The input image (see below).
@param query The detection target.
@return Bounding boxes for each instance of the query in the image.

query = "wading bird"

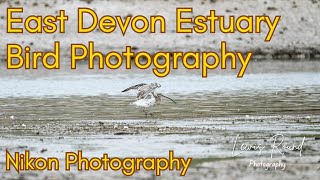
[122,83,176,118]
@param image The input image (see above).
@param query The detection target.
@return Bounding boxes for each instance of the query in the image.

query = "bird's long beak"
[160,94,176,104]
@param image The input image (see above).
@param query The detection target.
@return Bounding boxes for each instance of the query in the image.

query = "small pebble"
[40,149,47,153]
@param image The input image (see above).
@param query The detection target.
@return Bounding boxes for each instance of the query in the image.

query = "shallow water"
[0,70,319,98]
[0,60,319,179]
[1,87,319,121]
[0,60,319,120]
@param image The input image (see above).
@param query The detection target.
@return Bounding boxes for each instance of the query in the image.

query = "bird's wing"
[137,84,160,99]
[122,83,161,100]
[122,83,147,92]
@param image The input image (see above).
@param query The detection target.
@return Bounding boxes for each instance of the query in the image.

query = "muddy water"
[0,60,319,179]
[0,60,319,120]
[0,87,319,121]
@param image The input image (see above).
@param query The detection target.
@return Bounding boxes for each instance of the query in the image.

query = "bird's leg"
[144,109,148,118]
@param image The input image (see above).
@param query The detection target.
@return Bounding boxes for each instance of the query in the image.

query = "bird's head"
[153,82,161,88]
